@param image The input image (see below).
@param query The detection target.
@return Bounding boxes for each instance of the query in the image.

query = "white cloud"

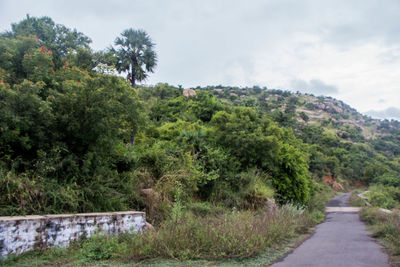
[290,79,338,95]
[365,107,400,121]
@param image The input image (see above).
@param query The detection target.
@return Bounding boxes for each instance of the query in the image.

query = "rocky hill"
[201,86,400,159]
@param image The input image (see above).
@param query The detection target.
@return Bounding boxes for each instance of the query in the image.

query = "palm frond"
[111,28,157,86]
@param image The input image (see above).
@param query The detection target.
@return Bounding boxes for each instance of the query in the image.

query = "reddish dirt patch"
[323,175,344,191]
[351,180,367,188]
[323,175,334,184]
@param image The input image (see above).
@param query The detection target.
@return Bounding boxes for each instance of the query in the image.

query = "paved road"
[271,193,390,267]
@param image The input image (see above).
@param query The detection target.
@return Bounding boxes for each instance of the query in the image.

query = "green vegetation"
[366,185,400,210]
[2,202,328,266]
[349,191,367,207]
[1,15,400,264]
[85,206,312,261]
[0,16,318,217]
[206,86,400,212]
[111,28,157,88]
[360,208,400,266]
[0,33,144,214]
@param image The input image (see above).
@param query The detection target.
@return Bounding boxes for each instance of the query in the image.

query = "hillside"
[1,17,316,217]
[1,15,399,265]
[1,14,399,217]
[205,85,400,157]
[139,84,400,187]
[207,85,399,142]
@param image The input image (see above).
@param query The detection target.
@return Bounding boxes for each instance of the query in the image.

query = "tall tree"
[112,29,157,87]
[2,15,91,68]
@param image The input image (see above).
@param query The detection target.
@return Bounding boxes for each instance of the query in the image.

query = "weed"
[80,233,125,261]
[3,204,320,265]
[360,208,400,264]
[349,192,367,207]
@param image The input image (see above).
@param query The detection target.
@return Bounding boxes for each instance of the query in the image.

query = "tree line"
[1,15,398,219]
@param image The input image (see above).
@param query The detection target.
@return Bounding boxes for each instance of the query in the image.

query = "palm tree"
[112,28,157,87]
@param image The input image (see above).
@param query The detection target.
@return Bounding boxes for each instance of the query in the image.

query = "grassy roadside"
[2,232,313,267]
[1,184,334,267]
[350,191,400,266]
[359,208,400,267]
[348,190,367,207]
[2,206,320,267]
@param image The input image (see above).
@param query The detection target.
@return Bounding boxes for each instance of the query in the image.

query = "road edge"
[265,225,318,266]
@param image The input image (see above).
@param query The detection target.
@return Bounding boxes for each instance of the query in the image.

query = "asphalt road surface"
[271,193,390,267]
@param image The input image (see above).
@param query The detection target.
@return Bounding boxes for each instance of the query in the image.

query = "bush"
[349,192,367,207]
[373,172,400,187]
[210,108,313,205]
[81,233,124,261]
[367,184,400,210]
[306,181,335,212]
[0,66,145,215]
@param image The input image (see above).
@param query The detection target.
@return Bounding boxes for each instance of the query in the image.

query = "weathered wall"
[0,211,145,258]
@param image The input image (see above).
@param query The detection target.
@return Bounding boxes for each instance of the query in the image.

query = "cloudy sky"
[1,0,400,119]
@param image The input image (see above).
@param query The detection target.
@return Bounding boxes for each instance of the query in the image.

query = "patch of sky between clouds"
[365,107,400,121]
[289,79,339,96]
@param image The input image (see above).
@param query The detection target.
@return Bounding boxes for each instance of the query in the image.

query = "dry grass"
[349,191,367,207]
[121,204,314,261]
[360,208,400,266]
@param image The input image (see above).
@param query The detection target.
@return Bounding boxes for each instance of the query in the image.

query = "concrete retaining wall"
[0,211,145,258]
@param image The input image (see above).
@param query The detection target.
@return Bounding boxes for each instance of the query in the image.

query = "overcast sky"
[1,0,400,119]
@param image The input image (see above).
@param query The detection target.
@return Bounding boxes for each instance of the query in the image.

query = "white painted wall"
[0,211,145,258]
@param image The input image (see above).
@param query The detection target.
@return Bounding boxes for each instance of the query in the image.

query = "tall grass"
[12,204,317,265]
[360,208,400,264]
[349,191,367,207]
[128,205,317,261]
[2,199,326,265]
[120,205,309,261]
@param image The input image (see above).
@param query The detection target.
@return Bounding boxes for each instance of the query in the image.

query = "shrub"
[373,172,400,187]
[367,184,400,210]
[306,181,334,212]
[349,192,367,207]
[81,233,125,261]
[210,108,312,205]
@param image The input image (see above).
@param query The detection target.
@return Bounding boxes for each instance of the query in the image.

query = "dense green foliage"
[0,17,145,215]
[5,14,400,265]
[0,16,314,217]
[205,86,400,202]
[2,15,91,69]
[1,15,399,221]
[366,185,400,210]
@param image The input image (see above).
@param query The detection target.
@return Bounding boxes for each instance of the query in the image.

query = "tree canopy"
[2,15,398,219]
[111,28,157,87]
[2,15,91,68]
